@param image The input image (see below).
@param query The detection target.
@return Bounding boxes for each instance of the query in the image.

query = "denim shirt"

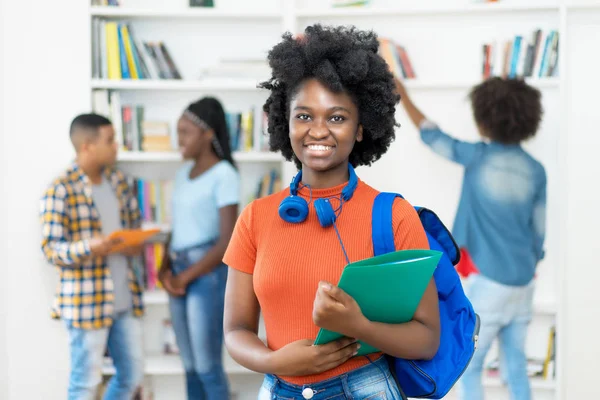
[420,120,546,286]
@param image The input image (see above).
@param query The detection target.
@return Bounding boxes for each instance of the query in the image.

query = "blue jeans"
[258,357,404,400]
[66,311,144,400]
[460,274,534,400]
[169,243,229,400]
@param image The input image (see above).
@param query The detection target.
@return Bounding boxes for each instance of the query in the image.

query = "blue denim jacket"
[420,120,546,286]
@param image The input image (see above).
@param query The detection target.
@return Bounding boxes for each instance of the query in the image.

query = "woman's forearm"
[355,318,440,360]
[225,329,276,374]
[180,241,227,282]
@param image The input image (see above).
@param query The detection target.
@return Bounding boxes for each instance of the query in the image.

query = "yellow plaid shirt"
[40,162,144,329]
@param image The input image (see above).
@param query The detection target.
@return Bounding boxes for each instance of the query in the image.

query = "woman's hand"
[158,268,185,297]
[312,281,367,339]
[269,337,360,376]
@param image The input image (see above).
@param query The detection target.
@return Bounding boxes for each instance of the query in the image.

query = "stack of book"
[92,19,182,80]
[482,29,559,79]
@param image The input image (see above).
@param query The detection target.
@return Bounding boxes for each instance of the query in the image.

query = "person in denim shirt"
[395,77,546,400]
[158,97,240,400]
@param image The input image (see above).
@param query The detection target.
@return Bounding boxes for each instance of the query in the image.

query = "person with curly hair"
[395,76,547,400]
[222,25,440,399]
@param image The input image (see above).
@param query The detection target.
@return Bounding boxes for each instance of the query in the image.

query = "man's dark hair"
[469,77,543,144]
[259,24,399,169]
[69,113,112,150]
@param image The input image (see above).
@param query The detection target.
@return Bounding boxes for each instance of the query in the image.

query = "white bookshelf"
[90,5,281,19]
[89,1,564,399]
[295,2,560,17]
[117,150,282,163]
[91,78,262,91]
[102,353,257,376]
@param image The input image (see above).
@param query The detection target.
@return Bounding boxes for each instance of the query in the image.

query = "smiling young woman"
[222,25,440,399]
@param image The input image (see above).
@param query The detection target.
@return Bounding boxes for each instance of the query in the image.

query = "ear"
[356,124,364,142]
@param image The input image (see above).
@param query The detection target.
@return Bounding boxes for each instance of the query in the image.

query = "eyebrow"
[293,105,351,113]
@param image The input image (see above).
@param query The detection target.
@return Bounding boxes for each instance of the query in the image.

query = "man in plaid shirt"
[40,114,144,400]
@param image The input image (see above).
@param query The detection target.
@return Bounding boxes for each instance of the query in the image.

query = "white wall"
[2,0,90,398]
[562,6,600,398]
[1,0,9,396]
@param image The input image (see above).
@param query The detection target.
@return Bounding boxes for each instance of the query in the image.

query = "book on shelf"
[332,0,370,7]
[91,0,119,5]
[246,169,282,205]
[141,242,166,291]
[190,0,214,7]
[378,38,416,79]
[93,90,175,152]
[482,29,559,80]
[132,178,174,227]
[226,107,269,153]
[92,18,182,80]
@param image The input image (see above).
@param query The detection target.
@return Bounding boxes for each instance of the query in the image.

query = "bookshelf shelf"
[92,78,559,93]
[90,6,281,20]
[143,290,169,306]
[296,3,559,18]
[567,2,600,10]
[140,222,171,233]
[91,79,262,92]
[102,354,258,376]
[117,151,281,163]
[403,78,560,90]
[483,376,556,390]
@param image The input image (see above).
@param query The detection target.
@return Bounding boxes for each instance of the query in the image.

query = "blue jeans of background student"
[66,310,144,400]
[460,274,535,400]
[258,356,404,400]
[169,243,229,400]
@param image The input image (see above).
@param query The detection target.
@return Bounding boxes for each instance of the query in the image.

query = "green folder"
[313,249,441,356]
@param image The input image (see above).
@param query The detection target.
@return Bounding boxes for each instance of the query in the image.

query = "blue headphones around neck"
[278,164,358,228]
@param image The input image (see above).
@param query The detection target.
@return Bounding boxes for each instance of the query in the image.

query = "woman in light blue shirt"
[159,97,240,400]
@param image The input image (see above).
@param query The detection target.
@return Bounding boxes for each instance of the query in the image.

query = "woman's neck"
[190,151,220,178]
[301,162,349,189]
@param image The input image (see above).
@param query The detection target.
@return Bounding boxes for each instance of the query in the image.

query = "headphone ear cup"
[314,198,337,228]
[278,196,309,224]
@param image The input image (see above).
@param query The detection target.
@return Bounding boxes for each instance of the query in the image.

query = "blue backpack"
[372,192,480,399]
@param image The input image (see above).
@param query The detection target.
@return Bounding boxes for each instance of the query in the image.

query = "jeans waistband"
[262,356,389,393]
[170,240,217,263]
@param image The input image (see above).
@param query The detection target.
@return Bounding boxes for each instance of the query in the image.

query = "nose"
[309,119,330,139]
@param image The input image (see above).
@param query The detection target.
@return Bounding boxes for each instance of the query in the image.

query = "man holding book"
[40,114,145,400]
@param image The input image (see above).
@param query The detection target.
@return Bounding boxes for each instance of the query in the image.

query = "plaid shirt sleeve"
[40,183,91,267]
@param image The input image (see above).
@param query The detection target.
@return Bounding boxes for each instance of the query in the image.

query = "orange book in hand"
[108,228,161,253]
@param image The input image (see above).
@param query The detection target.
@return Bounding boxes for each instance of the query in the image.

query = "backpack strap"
[373,193,461,266]
[372,192,403,256]
[415,207,461,266]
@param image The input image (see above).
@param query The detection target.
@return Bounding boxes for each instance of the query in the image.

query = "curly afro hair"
[469,77,543,144]
[258,24,399,169]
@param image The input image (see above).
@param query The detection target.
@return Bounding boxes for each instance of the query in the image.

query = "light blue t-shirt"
[170,160,240,251]
[420,120,547,286]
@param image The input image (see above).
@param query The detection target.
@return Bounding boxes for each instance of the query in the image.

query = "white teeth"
[308,145,332,151]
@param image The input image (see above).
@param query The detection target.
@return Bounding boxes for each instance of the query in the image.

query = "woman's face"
[177,116,211,160]
[289,78,363,174]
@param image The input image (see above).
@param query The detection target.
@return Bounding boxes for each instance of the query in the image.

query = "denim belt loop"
[340,373,352,398]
